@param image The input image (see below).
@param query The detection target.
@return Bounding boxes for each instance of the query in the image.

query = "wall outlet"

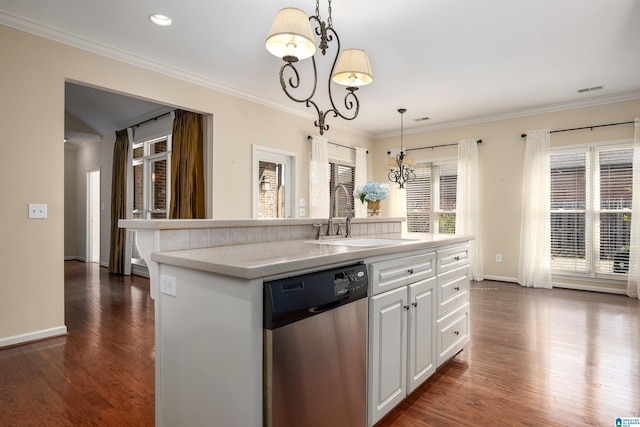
[28,203,47,219]
[496,254,503,263]
[299,207,306,217]
[160,274,177,297]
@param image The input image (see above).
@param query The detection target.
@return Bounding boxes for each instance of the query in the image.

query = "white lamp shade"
[265,8,316,61]
[332,48,374,87]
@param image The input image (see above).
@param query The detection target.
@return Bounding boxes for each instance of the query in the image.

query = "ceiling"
[2,0,640,140]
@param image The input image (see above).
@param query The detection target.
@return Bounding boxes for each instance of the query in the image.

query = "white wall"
[0,25,373,345]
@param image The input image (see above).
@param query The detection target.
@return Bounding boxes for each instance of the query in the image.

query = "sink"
[307,238,417,247]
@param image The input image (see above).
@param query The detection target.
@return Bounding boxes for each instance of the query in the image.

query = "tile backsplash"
[152,219,404,252]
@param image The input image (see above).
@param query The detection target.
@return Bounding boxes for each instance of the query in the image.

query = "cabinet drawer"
[437,265,469,316]
[369,252,436,296]
[436,303,469,367]
[436,245,469,274]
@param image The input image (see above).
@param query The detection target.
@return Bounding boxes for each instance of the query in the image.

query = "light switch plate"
[28,203,47,219]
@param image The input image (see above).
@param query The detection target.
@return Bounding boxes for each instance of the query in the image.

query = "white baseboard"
[64,255,85,261]
[483,275,626,295]
[100,261,109,268]
[483,275,518,283]
[553,281,627,295]
[0,326,68,349]
[132,264,150,278]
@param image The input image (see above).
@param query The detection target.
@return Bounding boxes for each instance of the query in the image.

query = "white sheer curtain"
[309,135,329,218]
[518,129,552,289]
[456,139,484,281]
[388,183,407,232]
[627,118,640,299]
[354,147,368,218]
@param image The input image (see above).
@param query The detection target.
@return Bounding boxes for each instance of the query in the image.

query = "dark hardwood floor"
[377,282,640,427]
[0,261,155,426]
[1,261,639,426]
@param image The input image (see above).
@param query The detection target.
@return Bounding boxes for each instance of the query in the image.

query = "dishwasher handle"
[309,298,348,314]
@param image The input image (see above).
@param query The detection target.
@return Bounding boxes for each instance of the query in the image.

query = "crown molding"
[0,12,375,139]
[3,12,635,142]
[374,90,640,139]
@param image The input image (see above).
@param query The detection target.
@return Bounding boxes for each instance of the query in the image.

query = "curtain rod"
[133,111,173,128]
[405,139,482,152]
[307,135,368,154]
[520,121,635,138]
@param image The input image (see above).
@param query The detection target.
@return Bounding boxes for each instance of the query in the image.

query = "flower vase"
[367,200,381,217]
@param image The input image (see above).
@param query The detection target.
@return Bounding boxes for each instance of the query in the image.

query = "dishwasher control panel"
[264,263,368,330]
[333,267,368,297]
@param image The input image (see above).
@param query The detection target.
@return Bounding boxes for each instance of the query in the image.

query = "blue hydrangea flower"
[353,181,390,203]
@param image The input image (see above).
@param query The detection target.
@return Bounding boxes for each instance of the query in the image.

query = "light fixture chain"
[327,0,333,28]
[315,0,321,23]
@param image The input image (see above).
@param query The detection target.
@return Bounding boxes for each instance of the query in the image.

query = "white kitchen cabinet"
[436,302,470,366]
[367,252,437,427]
[435,245,470,368]
[369,286,407,426]
[368,252,436,296]
[407,278,437,393]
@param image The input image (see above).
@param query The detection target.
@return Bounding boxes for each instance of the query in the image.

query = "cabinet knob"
[454,286,460,291]
[454,331,460,335]
[404,305,410,311]
[408,268,414,274]
[454,256,460,261]
[412,302,418,307]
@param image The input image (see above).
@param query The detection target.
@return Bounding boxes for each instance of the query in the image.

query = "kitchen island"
[121,219,472,427]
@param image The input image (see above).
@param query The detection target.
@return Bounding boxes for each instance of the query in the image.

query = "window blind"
[329,163,355,217]
[597,148,632,274]
[550,145,632,276]
[406,166,432,232]
[406,161,456,234]
[550,151,589,272]
[436,164,457,234]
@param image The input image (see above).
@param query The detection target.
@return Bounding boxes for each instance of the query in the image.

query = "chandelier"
[265,0,373,135]
[388,108,416,189]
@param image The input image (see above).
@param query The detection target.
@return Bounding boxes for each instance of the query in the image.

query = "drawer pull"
[404,305,410,311]
[454,256,460,261]
[454,286,460,291]
[454,331,460,336]
[408,268,414,274]
[412,302,418,307]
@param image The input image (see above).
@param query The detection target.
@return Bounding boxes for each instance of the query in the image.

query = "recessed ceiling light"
[149,14,172,26]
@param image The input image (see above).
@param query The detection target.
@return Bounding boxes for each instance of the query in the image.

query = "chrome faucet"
[327,184,352,236]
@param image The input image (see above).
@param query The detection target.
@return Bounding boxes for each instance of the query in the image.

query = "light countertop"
[150,233,472,280]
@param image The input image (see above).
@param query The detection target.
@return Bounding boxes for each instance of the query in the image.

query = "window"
[253,146,296,219]
[550,144,632,276]
[406,161,457,233]
[132,135,171,219]
[329,162,355,217]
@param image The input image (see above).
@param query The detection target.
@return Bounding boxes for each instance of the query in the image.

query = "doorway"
[87,169,100,264]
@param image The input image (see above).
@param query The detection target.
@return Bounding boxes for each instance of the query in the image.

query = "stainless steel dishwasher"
[263,263,368,427]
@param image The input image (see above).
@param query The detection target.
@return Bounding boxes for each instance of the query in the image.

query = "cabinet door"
[407,277,436,393]
[369,286,408,426]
